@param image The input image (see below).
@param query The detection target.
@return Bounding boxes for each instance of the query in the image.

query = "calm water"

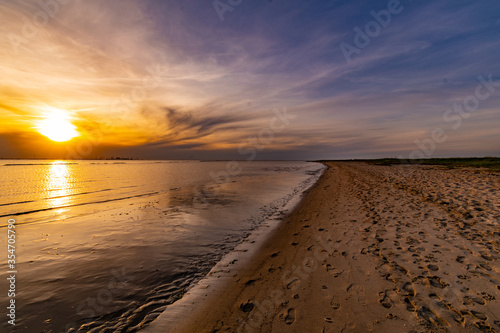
[0,160,323,332]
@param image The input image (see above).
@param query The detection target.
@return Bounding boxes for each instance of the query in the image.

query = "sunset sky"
[1,0,499,160]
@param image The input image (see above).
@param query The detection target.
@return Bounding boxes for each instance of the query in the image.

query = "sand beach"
[145,161,500,333]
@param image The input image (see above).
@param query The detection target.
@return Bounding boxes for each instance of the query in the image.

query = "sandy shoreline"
[143,162,500,332]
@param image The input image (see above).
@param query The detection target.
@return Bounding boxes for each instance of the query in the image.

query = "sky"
[0,0,499,160]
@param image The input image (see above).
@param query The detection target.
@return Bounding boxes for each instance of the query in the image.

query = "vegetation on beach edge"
[316,157,500,171]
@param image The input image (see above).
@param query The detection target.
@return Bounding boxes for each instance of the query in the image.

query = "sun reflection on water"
[47,162,74,212]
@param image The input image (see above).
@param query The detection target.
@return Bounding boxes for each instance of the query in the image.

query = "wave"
[0,188,114,207]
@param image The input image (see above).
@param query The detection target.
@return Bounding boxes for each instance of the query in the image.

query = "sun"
[37,108,79,142]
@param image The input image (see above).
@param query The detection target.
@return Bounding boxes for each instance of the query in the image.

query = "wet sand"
[144,162,500,332]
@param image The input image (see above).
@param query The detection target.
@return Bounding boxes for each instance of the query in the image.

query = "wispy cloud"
[0,0,499,159]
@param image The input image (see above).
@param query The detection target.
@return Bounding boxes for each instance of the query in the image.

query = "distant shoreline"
[0,156,500,168]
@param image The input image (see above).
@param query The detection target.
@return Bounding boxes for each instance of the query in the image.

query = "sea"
[0,160,324,332]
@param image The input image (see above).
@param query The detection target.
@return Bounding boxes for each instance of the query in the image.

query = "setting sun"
[37,108,79,142]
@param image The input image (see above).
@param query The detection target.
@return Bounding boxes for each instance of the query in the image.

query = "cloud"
[0,0,499,159]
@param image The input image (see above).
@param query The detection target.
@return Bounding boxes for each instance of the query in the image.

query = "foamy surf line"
[141,163,326,332]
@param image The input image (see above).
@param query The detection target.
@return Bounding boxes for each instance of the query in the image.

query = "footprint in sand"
[475,321,495,332]
[284,308,296,325]
[435,299,452,311]
[286,278,300,290]
[418,306,448,326]
[378,290,393,308]
[481,293,495,301]
[428,276,449,289]
[402,282,416,297]
[429,293,441,301]
[240,301,255,313]
[478,262,493,271]
[404,297,417,312]
[456,255,466,263]
[463,295,486,305]
[449,310,465,326]
[479,251,493,261]
[470,310,488,321]
[392,263,409,275]
[325,264,343,277]
[347,284,367,305]
[330,295,341,310]
[427,264,440,271]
